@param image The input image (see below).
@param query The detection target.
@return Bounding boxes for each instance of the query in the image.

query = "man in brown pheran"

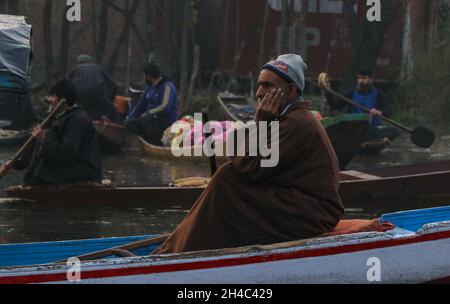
[154,54,344,254]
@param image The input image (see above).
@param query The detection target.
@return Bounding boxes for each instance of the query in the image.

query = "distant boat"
[139,137,230,165]
[7,160,450,211]
[93,120,128,154]
[0,121,129,155]
[0,129,31,147]
[359,139,391,154]
[1,206,450,284]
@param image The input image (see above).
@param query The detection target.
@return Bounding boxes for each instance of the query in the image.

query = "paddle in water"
[0,100,67,180]
[312,75,435,149]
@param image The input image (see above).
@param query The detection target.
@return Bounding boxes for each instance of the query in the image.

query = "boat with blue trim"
[1,206,450,284]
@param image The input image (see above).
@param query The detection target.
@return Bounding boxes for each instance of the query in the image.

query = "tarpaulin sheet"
[0,14,32,80]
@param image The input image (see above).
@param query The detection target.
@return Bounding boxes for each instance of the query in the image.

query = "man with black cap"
[319,68,400,144]
[0,80,102,185]
[154,54,344,254]
[68,55,121,123]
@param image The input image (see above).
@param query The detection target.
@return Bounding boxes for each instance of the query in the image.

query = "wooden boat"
[217,92,257,122]
[339,160,450,211]
[0,120,12,128]
[92,120,128,154]
[139,137,230,165]
[0,121,128,154]
[6,160,450,211]
[321,114,371,170]
[1,206,450,284]
[6,184,202,207]
[0,129,31,147]
[217,92,370,169]
[359,139,390,154]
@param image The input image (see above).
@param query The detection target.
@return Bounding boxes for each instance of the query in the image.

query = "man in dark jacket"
[126,63,178,146]
[0,80,102,185]
[68,55,121,123]
[319,68,400,143]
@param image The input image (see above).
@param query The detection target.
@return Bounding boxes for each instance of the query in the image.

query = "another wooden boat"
[0,121,129,154]
[93,121,128,154]
[0,129,31,147]
[0,120,12,128]
[217,92,256,122]
[6,160,450,211]
[321,114,370,170]
[6,184,202,206]
[217,93,370,169]
[359,139,390,154]
[1,206,450,284]
[339,160,450,211]
[139,137,230,165]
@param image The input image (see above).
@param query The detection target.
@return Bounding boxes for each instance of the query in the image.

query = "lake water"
[1,132,450,244]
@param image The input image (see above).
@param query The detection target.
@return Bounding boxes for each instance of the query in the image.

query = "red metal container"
[219,0,406,82]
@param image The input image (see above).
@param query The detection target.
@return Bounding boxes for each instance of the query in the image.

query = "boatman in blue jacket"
[126,63,178,146]
[319,68,400,145]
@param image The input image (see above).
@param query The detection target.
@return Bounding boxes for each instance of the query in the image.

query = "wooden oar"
[55,234,169,263]
[308,78,436,149]
[0,100,66,180]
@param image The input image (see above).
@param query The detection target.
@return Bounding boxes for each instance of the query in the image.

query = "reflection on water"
[1,132,450,244]
[0,200,189,244]
[0,148,210,244]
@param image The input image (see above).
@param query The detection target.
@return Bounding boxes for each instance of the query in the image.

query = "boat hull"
[1,211,450,284]
[0,122,128,154]
[0,130,30,147]
[322,115,369,170]
[52,233,450,284]
[139,137,230,165]
[340,170,450,211]
[6,186,203,206]
[7,160,450,211]
[93,121,128,155]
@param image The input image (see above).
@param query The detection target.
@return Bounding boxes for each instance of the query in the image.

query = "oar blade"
[411,127,435,148]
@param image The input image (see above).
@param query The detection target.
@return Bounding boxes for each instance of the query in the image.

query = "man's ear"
[288,84,298,98]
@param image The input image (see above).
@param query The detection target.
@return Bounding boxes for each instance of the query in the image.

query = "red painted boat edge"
[1,230,450,284]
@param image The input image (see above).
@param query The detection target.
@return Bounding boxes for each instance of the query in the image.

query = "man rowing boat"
[126,63,178,146]
[319,68,400,145]
[0,80,102,186]
[154,54,344,254]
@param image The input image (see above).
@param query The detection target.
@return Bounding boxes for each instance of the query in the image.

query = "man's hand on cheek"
[255,88,285,123]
